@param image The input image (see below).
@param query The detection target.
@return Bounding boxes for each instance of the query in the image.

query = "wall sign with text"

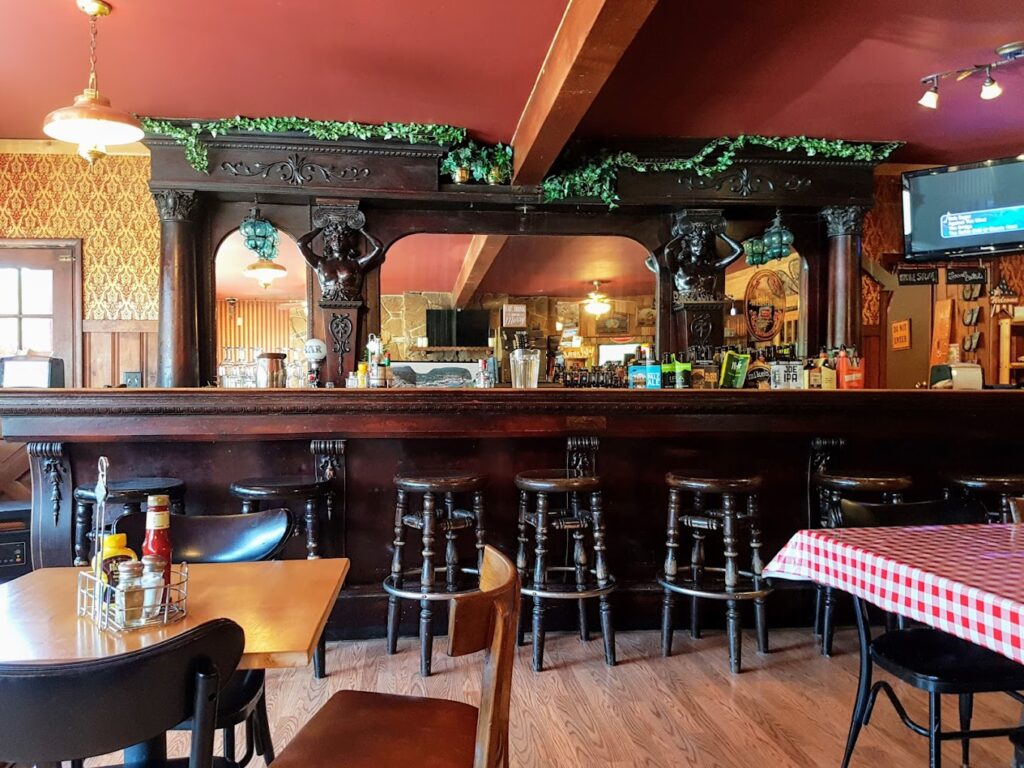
[501,304,527,328]
[897,268,939,286]
[946,266,988,285]
[891,319,911,351]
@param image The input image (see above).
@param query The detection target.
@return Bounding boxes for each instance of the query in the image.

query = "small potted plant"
[440,142,477,184]
[480,143,513,185]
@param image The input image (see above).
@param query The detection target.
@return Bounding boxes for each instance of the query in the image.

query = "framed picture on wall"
[636,306,656,328]
[595,311,630,335]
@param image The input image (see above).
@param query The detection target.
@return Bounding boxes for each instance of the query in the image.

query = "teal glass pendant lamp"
[241,205,285,290]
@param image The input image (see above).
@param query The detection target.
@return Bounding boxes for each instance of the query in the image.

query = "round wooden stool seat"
[229,475,327,500]
[665,471,762,494]
[393,472,484,494]
[814,471,912,495]
[229,475,333,562]
[947,473,1024,494]
[514,469,601,494]
[74,476,186,505]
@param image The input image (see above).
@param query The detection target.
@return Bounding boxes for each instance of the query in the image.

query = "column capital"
[152,189,199,222]
[820,205,869,237]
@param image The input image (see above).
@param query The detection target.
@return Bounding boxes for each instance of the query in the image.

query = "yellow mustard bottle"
[90,533,137,587]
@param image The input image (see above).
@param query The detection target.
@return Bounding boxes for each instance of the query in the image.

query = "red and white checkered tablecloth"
[764,524,1024,664]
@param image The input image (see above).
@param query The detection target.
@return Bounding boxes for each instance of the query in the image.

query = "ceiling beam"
[451,0,655,307]
[452,234,509,308]
[510,0,658,185]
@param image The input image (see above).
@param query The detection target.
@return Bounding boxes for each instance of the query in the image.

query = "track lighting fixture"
[917,41,1022,109]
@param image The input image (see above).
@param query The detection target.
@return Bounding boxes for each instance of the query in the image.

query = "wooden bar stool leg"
[241,499,258,515]
[722,492,742,674]
[74,499,91,566]
[386,489,407,655]
[573,525,589,642]
[223,723,236,762]
[591,489,615,667]
[419,491,436,677]
[661,487,681,657]
[515,489,529,647]
[473,489,485,572]
[1001,493,1014,524]
[690,491,705,640]
[444,492,457,589]
[304,497,320,560]
[532,491,549,673]
[748,492,768,654]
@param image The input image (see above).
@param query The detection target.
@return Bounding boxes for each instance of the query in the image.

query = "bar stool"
[515,469,615,672]
[659,471,770,674]
[946,473,1024,523]
[229,475,333,560]
[73,477,186,566]
[384,471,486,677]
[814,469,912,656]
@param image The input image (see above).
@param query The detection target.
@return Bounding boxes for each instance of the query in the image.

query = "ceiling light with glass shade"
[916,41,1022,109]
[42,0,144,163]
[584,281,611,316]
[240,205,286,290]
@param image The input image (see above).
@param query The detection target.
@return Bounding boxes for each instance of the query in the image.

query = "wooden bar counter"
[2,388,1020,637]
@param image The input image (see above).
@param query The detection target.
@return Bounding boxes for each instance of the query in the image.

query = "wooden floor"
[103,628,1019,767]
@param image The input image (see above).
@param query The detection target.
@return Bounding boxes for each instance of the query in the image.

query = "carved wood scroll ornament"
[220,153,370,187]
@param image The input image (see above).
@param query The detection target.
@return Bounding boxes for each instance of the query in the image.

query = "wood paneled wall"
[215,299,303,356]
[82,320,158,388]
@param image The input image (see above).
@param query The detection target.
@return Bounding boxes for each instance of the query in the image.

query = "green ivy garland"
[140,116,468,174]
[540,135,903,207]
[140,118,901,209]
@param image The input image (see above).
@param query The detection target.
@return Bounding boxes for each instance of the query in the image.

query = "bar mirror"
[378,234,657,386]
[214,227,310,387]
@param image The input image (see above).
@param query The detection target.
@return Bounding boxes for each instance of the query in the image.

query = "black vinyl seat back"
[837,498,988,529]
[0,618,243,766]
[115,508,293,563]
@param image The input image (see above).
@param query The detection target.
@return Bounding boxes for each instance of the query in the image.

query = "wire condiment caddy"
[76,457,188,632]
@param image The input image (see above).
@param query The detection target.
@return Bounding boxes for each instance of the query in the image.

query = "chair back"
[447,545,520,768]
[838,498,987,529]
[0,618,243,767]
[115,508,293,563]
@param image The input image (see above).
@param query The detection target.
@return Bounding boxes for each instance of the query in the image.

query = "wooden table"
[0,559,349,670]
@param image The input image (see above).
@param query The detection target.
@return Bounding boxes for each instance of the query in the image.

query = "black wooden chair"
[0,618,244,768]
[116,509,292,767]
[838,498,1024,768]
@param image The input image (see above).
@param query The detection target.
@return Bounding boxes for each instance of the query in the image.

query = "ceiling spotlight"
[981,68,1003,100]
[918,78,939,109]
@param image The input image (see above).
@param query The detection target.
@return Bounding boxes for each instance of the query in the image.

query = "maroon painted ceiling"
[581,0,1024,164]
[0,0,568,142]
[380,234,472,294]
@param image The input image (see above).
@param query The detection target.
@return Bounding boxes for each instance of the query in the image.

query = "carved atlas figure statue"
[646,212,743,302]
[298,209,384,304]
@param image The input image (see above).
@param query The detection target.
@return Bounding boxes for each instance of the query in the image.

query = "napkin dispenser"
[929,362,983,390]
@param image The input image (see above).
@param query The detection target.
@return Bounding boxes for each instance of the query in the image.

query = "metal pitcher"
[256,352,287,388]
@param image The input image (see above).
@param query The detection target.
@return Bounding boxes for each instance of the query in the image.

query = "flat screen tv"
[903,156,1024,261]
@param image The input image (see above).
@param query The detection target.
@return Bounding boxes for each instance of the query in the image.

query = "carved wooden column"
[27,442,71,567]
[821,205,868,351]
[153,189,201,387]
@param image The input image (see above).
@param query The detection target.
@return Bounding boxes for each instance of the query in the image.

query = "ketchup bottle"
[143,494,173,584]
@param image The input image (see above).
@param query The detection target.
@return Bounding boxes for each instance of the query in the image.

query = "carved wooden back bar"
[144,130,879,386]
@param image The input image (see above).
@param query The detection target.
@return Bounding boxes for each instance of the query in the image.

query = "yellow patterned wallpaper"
[0,153,159,320]
[860,173,903,326]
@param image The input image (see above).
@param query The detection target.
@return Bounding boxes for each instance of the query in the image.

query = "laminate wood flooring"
[95,629,1021,767]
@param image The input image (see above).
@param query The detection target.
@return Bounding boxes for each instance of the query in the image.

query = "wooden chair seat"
[394,472,485,494]
[271,690,478,768]
[514,469,600,493]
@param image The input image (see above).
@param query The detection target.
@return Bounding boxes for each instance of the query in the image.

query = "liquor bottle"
[142,494,173,585]
[474,359,493,388]
[661,353,676,389]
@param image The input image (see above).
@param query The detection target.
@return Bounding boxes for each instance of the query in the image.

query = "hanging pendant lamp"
[43,0,144,163]
[240,205,286,290]
[584,281,611,316]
